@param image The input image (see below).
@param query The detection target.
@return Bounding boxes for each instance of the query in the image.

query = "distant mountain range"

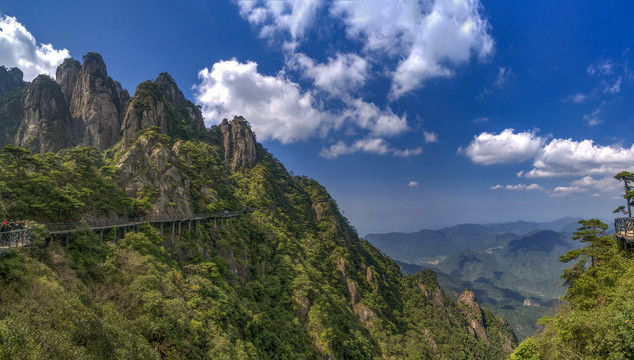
[365,219,583,340]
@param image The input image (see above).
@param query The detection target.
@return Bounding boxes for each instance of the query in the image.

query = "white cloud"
[547,175,619,198]
[583,108,602,126]
[588,59,616,76]
[473,116,489,123]
[490,184,543,191]
[0,15,69,81]
[465,128,634,179]
[407,181,419,187]
[494,66,512,88]
[565,93,588,103]
[236,0,325,48]
[604,77,621,94]
[320,138,422,159]
[461,129,544,165]
[331,0,493,99]
[423,130,438,143]
[194,59,331,143]
[393,147,423,157]
[522,138,634,178]
[550,185,587,197]
[290,52,369,95]
[341,98,409,137]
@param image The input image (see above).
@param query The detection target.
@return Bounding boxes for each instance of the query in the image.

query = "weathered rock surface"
[70,52,127,149]
[121,72,203,147]
[14,75,80,153]
[55,58,81,104]
[0,66,27,148]
[219,116,257,171]
[458,289,489,342]
[116,132,194,217]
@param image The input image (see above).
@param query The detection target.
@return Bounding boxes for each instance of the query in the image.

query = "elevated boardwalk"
[0,209,251,254]
[614,217,634,242]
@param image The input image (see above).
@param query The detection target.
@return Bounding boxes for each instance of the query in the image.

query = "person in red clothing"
[1,220,8,232]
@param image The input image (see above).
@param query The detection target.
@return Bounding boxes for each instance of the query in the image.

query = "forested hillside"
[0,54,516,359]
[512,219,634,359]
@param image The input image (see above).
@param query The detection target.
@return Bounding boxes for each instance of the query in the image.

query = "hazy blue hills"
[367,221,582,340]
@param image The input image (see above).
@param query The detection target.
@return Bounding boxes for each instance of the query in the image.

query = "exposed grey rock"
[219,116,257,171]
[120,72,203,147]
[14,75,80,153]
[0,66,27,147]
[458,289,489,343]
[55,58,81,105]
[116,131,194,217]
[70,52,125,150]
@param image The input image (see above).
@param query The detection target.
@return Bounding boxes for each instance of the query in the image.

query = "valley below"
[366,218,585,339]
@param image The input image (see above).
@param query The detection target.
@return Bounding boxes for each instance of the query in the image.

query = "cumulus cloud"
[490,183,543,191]
[0,15,69,81]
[236,0,325,48]
[423,130,438,143]
[407,181,419,187]
[522,138,634,178]
[194,59,331,143]
[194,59,411,148]
[290,53,369,95]
[319,138,422,159]
[460,129,544,165]
[341,98,409,137]
[464,128,634,178]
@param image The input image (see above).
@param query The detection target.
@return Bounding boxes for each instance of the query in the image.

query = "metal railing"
[46,209,250,233]
[0,229,32,250]
[615,217,634,239]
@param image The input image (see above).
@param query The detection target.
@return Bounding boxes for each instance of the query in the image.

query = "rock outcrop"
[116,131,194,217]
[70,52,128,149]
[0,66,27,148]
[458,289,489,342]
[14,75,80,153]
[219,116,257,171]
[55,58,81,104]
[121,72,203,147]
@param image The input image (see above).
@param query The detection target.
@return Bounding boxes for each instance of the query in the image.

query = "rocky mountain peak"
[0,66,26,96]
[458,289,489,342]
[219,116,257,171]
[121,73,204,147]
[14,74,80,153]
[70,52,127,150]
[55,58,81,104]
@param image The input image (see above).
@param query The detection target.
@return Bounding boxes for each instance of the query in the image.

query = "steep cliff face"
[116,130,194,217]
[458,288,489,342]
[0,67,27,148]
[219,116,257,171]
[14,75,80,153]
[55,58,81,105]
[121,73,203,147]
[70,52,127,150]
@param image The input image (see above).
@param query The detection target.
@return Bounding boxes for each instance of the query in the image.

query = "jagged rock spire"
[219,116,257,171]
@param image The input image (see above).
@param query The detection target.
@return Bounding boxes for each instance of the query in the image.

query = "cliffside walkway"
[614,217,634,251]
[0,209,251,254]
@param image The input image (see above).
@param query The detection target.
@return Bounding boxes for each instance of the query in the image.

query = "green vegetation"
[0,133,516,358]
[512,217,634,359]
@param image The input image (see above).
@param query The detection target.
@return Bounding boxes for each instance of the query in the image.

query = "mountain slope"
[0,55,517,359]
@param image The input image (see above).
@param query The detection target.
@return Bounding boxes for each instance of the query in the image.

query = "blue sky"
[2,0,634,234]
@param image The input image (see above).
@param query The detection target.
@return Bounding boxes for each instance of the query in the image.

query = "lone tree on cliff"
[613,171,634,218]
